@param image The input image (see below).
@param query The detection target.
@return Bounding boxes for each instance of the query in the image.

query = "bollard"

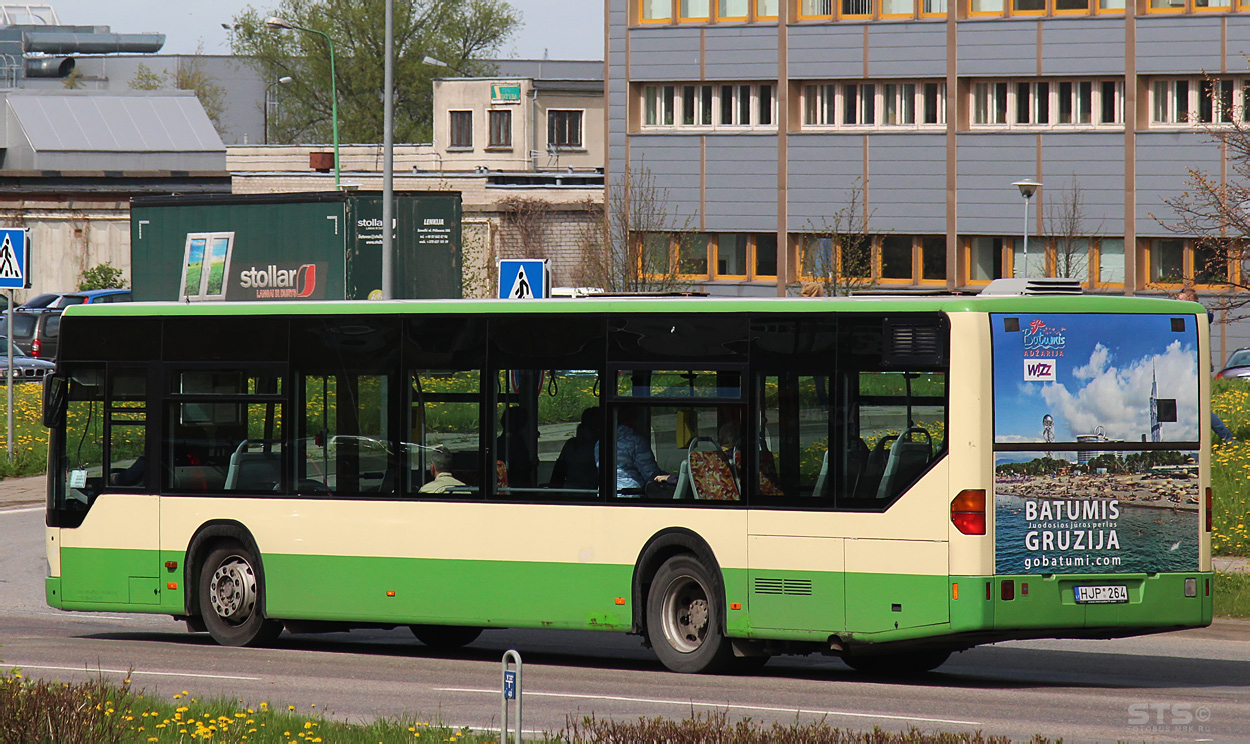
[501,649,522,743]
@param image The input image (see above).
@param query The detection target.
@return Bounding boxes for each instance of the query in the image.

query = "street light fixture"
[1011,178,1042,278]
[266,16,340,189]
[263,75,293,145]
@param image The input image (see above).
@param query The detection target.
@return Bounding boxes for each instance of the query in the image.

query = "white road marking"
[0,506,43,515]
[433,687,982,726]
[10,664,261,681]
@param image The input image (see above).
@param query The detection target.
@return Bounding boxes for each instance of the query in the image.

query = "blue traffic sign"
[0,229,27,289]
[503,669,517,700]
[499,258,549,300]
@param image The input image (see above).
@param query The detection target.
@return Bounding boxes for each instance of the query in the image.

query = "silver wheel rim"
[660,574,709,654]
[209,556,258,624]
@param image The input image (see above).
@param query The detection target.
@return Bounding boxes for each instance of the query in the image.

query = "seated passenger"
[497,406,537,488]
[419,448,466,494]
[607,409,673,495]
[550,407,601,490]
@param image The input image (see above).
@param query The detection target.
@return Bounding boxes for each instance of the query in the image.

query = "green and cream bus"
[42,290,1213,674]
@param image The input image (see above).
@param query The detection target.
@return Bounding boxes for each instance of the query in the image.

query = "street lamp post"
[263,75,293,145]
[266,16,339,189]
[381,0,394,299]
[1011,178,1042,278]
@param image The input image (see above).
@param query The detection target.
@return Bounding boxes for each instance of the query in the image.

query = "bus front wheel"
[197,543,283,647]
[646,555,733,674]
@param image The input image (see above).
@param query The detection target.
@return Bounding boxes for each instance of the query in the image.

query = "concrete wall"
[0,200,131,301]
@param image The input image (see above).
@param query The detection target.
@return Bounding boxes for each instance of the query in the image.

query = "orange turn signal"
[386,591,396,597]
[614,597,625,605]
[167,582,177,590]
[730,602,742,610]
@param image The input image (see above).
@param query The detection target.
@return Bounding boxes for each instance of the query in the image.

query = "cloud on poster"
[1036,339,1198,442]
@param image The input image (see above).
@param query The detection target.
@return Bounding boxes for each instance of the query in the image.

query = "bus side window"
[409,370,482,498]
[754,374,832,505]
[299,373,392,496]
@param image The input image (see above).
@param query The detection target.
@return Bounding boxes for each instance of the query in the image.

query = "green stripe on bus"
[62,295,1195,320]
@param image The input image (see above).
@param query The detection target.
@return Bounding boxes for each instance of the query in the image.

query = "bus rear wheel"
[198,543,283,647]
[410,625,482,649]
[646,555,733,674]
[842,649,951,676]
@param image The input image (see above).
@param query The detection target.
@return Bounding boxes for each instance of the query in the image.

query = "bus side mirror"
[42,374,66,429]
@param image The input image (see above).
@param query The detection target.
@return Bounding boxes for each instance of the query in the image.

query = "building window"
[758,84,775,126]
[883,83,916,125]
[974,78,1121,129]
[756,0,779,17]
[882,0,914,15]
[680,0,711,19]
[880,235,913,281]
[548,110,583,149]
[720,84,752,126]
[1013,0,1045,13]
[799,0,834,17]
[968,237,1006,283]
[643,83,776,129]
[842,0,873,16]
[844,83,876,125]
[922,0,949,13]
[1152,80,1191,124]
[921,236,946,282]
[641,0,672,21]
[718,0,749,18]
[1197,80,1234,124]
[1051,238,1091,283]
[1095,238,1125,285]
[449,110,472,149]
[682,84,714,126]
[1149,239,1185,284]
[716,234,748,278]
[645,85,676,126]
[678,234,710,277]
[755,234,778,277]
[973,82,1009,125]
[488,110,512,148]
[970,0,1005,14]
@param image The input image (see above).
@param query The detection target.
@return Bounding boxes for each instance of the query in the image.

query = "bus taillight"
[1205,487,1213,532]
[951,489,987,535]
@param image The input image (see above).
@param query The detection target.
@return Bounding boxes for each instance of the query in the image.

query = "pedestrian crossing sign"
[498,259,550,300]
[0,229,28,289]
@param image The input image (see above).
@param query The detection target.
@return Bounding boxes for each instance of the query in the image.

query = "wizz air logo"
[1024,360,1057,382]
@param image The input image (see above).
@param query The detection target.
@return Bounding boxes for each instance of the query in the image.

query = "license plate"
[1074,585,1128,604]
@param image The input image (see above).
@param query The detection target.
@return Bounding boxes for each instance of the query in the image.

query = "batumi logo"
[238,264,318,298]
[1023,359,1057,382]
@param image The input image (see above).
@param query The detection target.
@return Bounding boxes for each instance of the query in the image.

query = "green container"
[130,191,462,302]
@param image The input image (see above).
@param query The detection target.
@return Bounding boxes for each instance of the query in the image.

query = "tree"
[229,0,521,145]
[574,165,695,293]
[497,196,552,260]
[800,177,875,296]
[78,262,127,291]
[1156,106,1250,308]
[128,49,229,136]
[1045,177,1102,282]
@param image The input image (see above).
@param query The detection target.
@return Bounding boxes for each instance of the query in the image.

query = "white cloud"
[1039,340,1199,442]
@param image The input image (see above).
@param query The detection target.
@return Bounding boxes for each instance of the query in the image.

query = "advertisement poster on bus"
[990,313,1201,574]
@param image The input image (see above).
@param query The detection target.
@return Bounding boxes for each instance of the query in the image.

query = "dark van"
[0,310,61,361]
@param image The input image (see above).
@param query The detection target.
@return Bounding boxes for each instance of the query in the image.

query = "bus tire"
[842,649,951,676]
[197,543,283,647]
[409,625,482,649]
[646,555,733,674]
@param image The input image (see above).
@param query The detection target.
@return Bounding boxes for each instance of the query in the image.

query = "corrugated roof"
[9,93,223,153]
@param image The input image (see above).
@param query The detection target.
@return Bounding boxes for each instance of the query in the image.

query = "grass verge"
[0,672,1061,744]
[1214,570,1250,618]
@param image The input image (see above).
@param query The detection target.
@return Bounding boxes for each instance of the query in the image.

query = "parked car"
[0,309,61,361]
[0,335,55,383]
[16,289,131,311]
[54,289,132,306]
[15,293,62,310]
[1217,348,1250,380]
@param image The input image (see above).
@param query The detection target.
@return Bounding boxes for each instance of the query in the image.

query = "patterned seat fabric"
[690,450,740,501]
